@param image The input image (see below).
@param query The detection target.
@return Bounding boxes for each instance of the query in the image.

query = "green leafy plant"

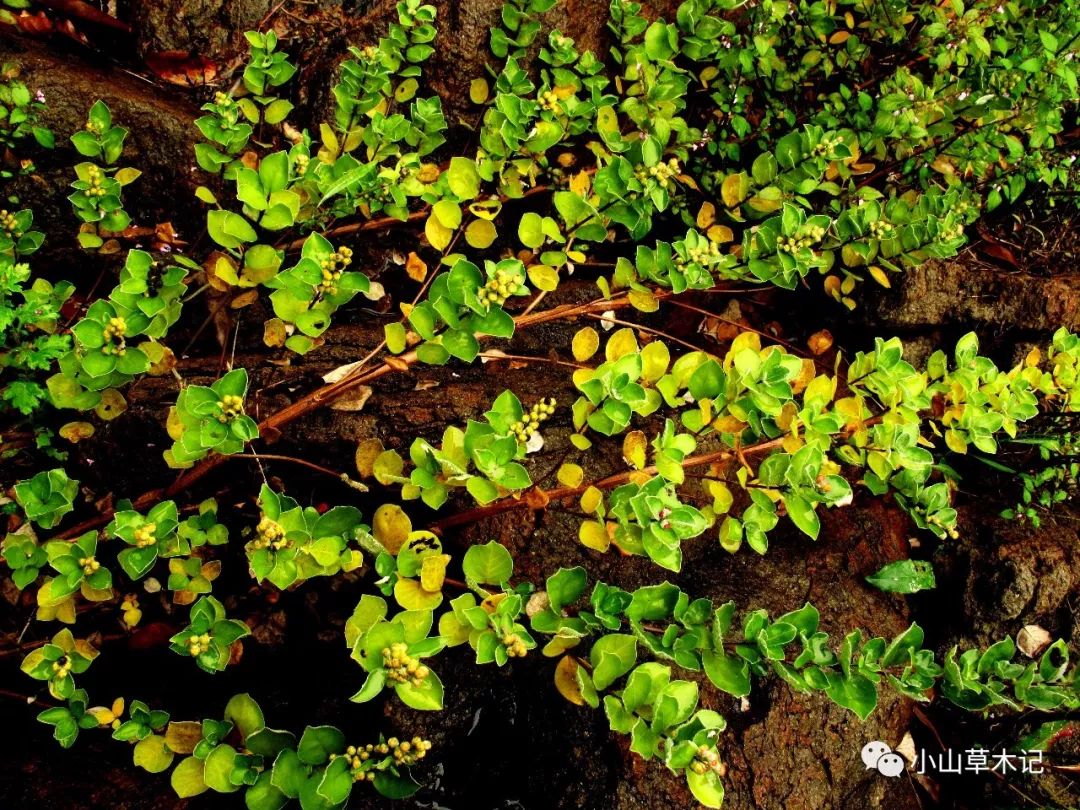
[165,369,260,467]
[14,467,78,528]
[168,596,251,674]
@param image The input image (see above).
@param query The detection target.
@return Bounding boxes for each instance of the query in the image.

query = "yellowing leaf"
[469,78,489,104]
[405,251,428,282]
[569,170,591,196]
[704,480,733,514]
[945,429,968,454]
[557,463,584,487]
[807,329,833,355]
[425,215,452,252]
[623,431,647,469]
[572,327,600,362]
[640,341,670,382]
[263,318,287,348]
[605,327,638,362]
[355,439,385,478]
[464,219,497,249]
[578,519,610,552]
[708,224,734,243]
[868,265,891,288]
[420,554,450,592]
[628,289,659,312]
[829,30,851,44]
[372,503,412,554]
[554,655,585,706]
[94,388,127,421]
[580,485,603,514]
[721,173,748,208]
[394,578,443,610]
[528,264,559,291]
[59,422,95,443]
[696,201,716,229]
[165,721,203,755]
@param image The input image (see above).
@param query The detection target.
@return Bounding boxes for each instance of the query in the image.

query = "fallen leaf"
[328,385,373,412]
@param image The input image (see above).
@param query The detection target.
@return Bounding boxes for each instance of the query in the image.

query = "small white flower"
[34,90,45,103]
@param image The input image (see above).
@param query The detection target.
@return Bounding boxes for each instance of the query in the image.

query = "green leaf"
[461,540,513,584]
[171,756,208,798]
[865,560,936,594]
[784,494,820,540]
[207,211,257,250]
[824,671,878,720]
[447,157,480,199]
[203,744,241,793]
[223,693,264,743]
[590,633,638,690]
[133,734,175,773]
[687,769,725,808]
[701,649,751,697]
[546,567,587,613]
[395,669,444,710]
[296,725,345,766]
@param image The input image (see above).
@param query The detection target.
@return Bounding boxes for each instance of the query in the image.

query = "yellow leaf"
[424,215,452,252]
[355,438,385,478]
[394,578,443,610]
[263,318,287,348]
[572,327,600,362]
[554,655,585,706]
[372,503,412,554]
[580,486,603,514]
[696,201,716,229]
[807,329,833,355]
[464,219,497,249]
[623,431,647,469]
[707,224,734,243]
[640,341,670,382]
[59,422,95,443]
[417,163,440,183]
[605,327,638,362]
[829,30,851,44]
[438,611,471,646]
[469,78,489,104]
[420,554,450,592]
[945,429,968,454]
[569,170,591,196]
[721,173,748,208]
[94,388,127,421]
[1025,347,1041,367]
[557,463,584,487]
[578,519,611,552]
[165,721,204,755]
[405,251,428,282]
[868,265,891,288]
[528,264,559,291]
[628,289,659,312]
[704,480,733,514]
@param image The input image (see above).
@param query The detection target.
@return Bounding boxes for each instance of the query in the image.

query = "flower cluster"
[77,555,100,576]
[381,642,430,687]
[689,745,725,777]
[500,632,529,658]
[509,397,556,443]
[217,394,244,422]
[318,246,354,296]
[635,158,681,188]
[186,632,213,657]
[84,165,108,198]
[250,516,289,551]
[133,523,157,549]
[0,208,23,237]
[777,224,826,254]
[480,266,523,308]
